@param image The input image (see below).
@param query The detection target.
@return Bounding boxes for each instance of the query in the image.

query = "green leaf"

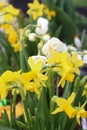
[16,121,26,128]
[0,32,20,70]
[54,25,62,37]
[72,0,87,7]
[0,120,6,126]
[42,0,56,9]
[63,0,75,18]
[63,82,73,98]
[55,7,78,44]
[2,110,10,127]
[0,126,16,130]
[79,75,87,87]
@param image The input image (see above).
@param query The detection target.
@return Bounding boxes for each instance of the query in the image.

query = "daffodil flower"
[75,103,87,125]
[27,0,45,20]
[71,53,84,75]
[28,57,48,84]
[52,92,77,118]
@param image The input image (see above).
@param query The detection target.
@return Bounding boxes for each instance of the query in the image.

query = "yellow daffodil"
[75,103,87,125]
[1,24,20,52]
[20,70,45,98]
[3,5,20,16]
[28,57,48,83]
[0,3,20,22]
[1,70,20,83]
[0,78,9,99]
[52,92,77,118]
[0,70,21,99]
[58,64,75,87]
[20,71,36,85]
[47,51,74,87]
[82,83,87,97]
[24,79,42,99]
[2,24,18,44]
[44,6,56,20]
[12,42,20,52]
[71,53,84,75]
[27,0,45,20]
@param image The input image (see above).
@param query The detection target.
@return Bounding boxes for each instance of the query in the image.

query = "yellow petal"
[52,108,63,114]
[68,92,75,104]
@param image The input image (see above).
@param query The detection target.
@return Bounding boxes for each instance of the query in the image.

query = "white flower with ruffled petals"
[42,37,67,57]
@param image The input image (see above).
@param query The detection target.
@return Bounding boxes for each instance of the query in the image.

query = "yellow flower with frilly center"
[0,2,20,22]
[27,0,45,20]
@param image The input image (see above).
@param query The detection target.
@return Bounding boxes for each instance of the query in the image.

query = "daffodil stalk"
[20,24,39,44]
[12,89,17,119]
[19,43,30,72]
[19,24,39,72]
[18,83,32,129]
[46,68,55,130]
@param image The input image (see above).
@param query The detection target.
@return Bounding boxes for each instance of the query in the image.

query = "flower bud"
[28,33,36,42]
[74,35,82,49]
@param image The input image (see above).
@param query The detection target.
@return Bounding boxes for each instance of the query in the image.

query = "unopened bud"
[28,33,36,42]
[74,35,82,49]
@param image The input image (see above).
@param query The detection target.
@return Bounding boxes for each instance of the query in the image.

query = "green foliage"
[0,32,20,72]
[72,0,87,7]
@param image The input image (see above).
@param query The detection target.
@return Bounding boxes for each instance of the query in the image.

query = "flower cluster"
[0,0,87,130]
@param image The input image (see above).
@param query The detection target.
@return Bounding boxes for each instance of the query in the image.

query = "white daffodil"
[35,17,49,35]
[42,37,67,57]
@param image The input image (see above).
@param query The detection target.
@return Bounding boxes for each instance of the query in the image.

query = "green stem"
[19,44,26,72]
[19,84,32,129]
[20,24,38,44]
[19,44,30,72]
[46,69,55,130]
[10,94,13,128]
[22,99,31,129]
[12,90,17,119]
